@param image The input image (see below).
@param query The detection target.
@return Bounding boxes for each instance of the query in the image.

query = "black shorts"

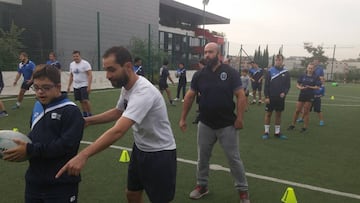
[265,96,285,112]
[25,182,79,203]
[74,87,89,101]
[251,82,262,91]
[128,144,176,203]
[159,81,168,91]
[298,94,314,102]
[21,81,33,90]
[311,97,321,113]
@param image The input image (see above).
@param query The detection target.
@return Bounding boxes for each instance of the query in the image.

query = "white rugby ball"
[0,130,32,162]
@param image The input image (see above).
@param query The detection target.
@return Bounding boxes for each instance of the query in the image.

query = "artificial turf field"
[1,80,360,202]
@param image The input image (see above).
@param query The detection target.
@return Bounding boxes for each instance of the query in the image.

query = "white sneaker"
[173,98,179,101]
[189,185,209,199]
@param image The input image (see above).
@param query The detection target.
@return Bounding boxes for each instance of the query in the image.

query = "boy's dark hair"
[103,46,133,66]
[33,64,61,84]
[49,51,56,57]
[134,57,141,63]
[276,54,284,60]
[20,52,28,58]
[163,60,169,66]
[72,50,81,55]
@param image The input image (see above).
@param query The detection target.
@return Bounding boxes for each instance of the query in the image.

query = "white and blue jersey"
[264,66,291,98]
[314,65,324,78]
[46,60,61,69]
[176,68,187,84]
[18,60,36,81]
[249,67,263,83]
[133,65,144,76]
[297,74,321,96]
[26,93,84,189]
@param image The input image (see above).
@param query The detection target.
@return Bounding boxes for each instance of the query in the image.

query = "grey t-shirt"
[116,77,176,152]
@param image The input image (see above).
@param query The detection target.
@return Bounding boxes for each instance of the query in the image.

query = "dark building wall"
[0,0,52,67]
[53,0,159,70]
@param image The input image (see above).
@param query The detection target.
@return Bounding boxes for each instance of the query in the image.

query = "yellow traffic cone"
[119,150,130,163]
[281,187,298,203]
[330,96,335,100]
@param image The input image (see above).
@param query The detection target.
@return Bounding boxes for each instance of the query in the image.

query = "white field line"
[2,89,360,107]
[80,140,360,200]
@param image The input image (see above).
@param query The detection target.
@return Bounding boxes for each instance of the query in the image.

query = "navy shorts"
[74,87,89,101]
[298,94,314,102]
[21,81,33,90]
[311,97,321,113]
[265,96,285,112]
[25,182,79,203]
[128,144,176,203]
[251,82,262,91]
[159,81,168,91]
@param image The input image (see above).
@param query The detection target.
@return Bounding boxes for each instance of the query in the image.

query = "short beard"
[111,74,129,88]
[205,57,219,68]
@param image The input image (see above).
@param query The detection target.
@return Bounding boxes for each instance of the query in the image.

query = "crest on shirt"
[51,112,62,120]
[220,72,228,81]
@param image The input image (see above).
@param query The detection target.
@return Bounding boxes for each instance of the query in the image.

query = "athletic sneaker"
[300,128,307,133]
[189,185,209,199]
[169,100,176,106]
[319,120,324,126]
[11,104,20,110]
[181,99,184,102]
[287,125,295,131]
[262,132,270,140]
[296,118,304,123]
[0,111,8,118]
[274,133,288,140]
[251,100,256,104]
[173,98,179,101]
[239,191,251,203]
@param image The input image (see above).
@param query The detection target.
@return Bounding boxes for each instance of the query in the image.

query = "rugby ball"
[0,130,32,162]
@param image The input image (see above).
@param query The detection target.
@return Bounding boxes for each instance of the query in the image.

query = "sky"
[175,0,360,60]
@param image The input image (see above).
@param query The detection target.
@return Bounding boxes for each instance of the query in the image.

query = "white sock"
[264,125,270,133]
[275,125,280,134]
[16,102,21,106]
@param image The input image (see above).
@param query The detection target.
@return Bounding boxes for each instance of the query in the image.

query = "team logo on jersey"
[220,72,228,81]
[51,113,61,120]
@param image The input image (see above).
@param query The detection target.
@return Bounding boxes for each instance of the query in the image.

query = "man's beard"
[205,57,219,68]
[111,74,129,88]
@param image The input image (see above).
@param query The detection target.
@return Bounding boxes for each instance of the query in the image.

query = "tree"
[253,45,269,69]
[0,22,25,70]
[302,43,328,68]
[128,37,167,83]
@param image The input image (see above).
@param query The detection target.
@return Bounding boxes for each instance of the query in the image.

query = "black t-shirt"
[159,66,169,83]
[191,64,242,129]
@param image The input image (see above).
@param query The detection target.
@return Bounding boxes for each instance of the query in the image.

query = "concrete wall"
[1,71,113,96]
[1,70,197,96]
[53,0,160,71]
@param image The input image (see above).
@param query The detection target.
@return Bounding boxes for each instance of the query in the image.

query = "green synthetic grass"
[1,81,360,203]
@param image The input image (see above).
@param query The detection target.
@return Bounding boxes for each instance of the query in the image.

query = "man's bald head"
[204,42,221,68]
[205,42,220,55]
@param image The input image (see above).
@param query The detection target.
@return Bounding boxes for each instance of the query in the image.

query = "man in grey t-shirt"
[57,46,177,203]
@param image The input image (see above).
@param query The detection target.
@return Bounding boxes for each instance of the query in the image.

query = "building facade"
[0,0,229,72]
